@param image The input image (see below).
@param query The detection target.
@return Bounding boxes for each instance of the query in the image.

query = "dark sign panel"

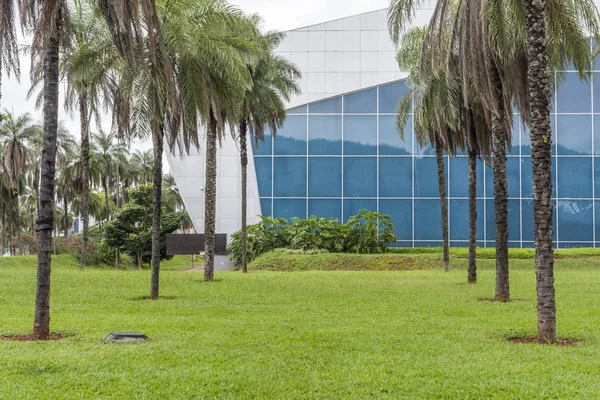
[166,234,228,255]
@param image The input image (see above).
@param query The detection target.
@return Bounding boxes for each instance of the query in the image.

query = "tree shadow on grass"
[507,336,585,346]
[477,298,525,303]
[0,333,70,342]
[130,295,177,301]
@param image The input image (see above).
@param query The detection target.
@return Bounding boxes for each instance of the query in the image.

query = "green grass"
[1,253,600,398]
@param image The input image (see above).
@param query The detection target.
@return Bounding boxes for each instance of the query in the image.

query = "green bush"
[345,210,397,254]
[228,216,289,267]
[288,216,346,252]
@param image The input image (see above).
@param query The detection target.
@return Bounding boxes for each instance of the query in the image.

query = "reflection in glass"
[273,199,307,221]
[449,158,484,198]
[252,132,272,155]
[308,157,342,197]
[415,199,441,240]
[273,157,307,197]
[379,199,412,240]
[379,115,412,155]
[449,199,484,241]
[344,115,377,155]
[260,198,272,217]
[308,115,342,155]
[379,81,410,114]
[379,157,412,197]
[556,72,591,113]
[344,87,377,114]
[274,115,307,155]
[254,157,272,197]
[556,115,592,155]
[309,96,342,114]
[343,199,377,223]
[415,157,447,197]
[344,157,377,197]
[308,199,342,220]
[557,157,592,198]
[557,200,593,242]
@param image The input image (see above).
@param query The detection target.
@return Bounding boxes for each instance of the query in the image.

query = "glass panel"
[379,199,412,240]
[561,242,593,248]
[254,157,272,197]
[557,157,592,198]
[308,115,342,155]
[252,132,272,155]
[414,199,441,240]
[522,199,557,241]
[343,157,377,197]
[308,157,342,197]
[308,199,342,221]
[594,73,600,113]
[273,157,307,197]
[521,157,557,199]
[379,115,412,155]
[379,80,410,113]
[594,115,600,155]
[288,105,307,114]
[379,157,412,197]
[485,199,521,241]
[274,115,307,155]
[415,140,435,155]
[556,72,591,113]
[343,199,377,223]
[415,157,447,198]
[414,241,444,247]
[343,115,377,155]
[595,157,600,198]
[556,115,592,155]
[260,198,272,217]
[449,199,485,241]
[484,157,520,199]
[509,115,520,155]
[521,116,556,156]
[309,96,342,114]
[449,157,484,198]
[273,199,307,221]
[557,200,593,242]
[344,87,377,114]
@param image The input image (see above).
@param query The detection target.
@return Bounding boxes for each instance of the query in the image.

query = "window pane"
[522,200,557,241]
[558,200,593,242]
[415,157,447,198]
[309,96,342,114]
[252,132,272,155]
[379,81,410,113]
[557,157,592,198]
[595,157,600,198]
[521,157,557,198]
[449,157,484,198]
[343,199,377,223]
[379,157,412,197]
[254,157,272,197]
[594,72,600,113]
[273,199,307,221]
[273,157,307,197]
[557,115,592,155]
[344,87,377,114]
[557,72,591,113]
[484,157,520,199]
[260,198,272,217]
[308,199,342,220]
[344,115,377,155]
[343,157,377,197]
[450,199,484,241]
[274,115,307,155]
[379,199,412,240]
[308,157,342,197]
[414,199,441,240]
[379,115,412,155]
[485,199,521,241]
[288,105,307,114]
[308,115,342,155]
[594,115,600,155]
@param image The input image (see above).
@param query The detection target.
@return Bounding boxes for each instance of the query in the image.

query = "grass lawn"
[1,253,600,398]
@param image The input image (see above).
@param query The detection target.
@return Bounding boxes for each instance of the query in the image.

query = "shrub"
[288,216,346,252]
[345,209,397,254]
[228,216,289,267]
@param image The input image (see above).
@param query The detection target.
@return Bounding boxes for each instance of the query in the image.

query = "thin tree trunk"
[492,68,510,302]
[15,189,22,255]
[239,120,248,273]
[468,148,477,283]
[63,197,68,237]
[204,113,218,282]
[2,206,5,254]
[435,135,449,272]
[525,0,556,341]
[34,32,60,340]
[103,178,109,221]
[149,125,163,300]
[80,97,90,268]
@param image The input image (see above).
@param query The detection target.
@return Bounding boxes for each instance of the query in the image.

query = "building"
[167,5,600,249]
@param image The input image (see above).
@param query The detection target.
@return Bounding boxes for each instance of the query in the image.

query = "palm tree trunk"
[239,120,248,273]
[525,0,556,341]
[149,125,163,299]
[63,197,68,237]
[434,135,449,272]
[492,68,510,302]
[34,32,60,340]
[468,148,477,283]
[204,113,218,282]
[103,178,109,222]
[79,97,90,268]
[15,190,22,255]
[2,206,6,254]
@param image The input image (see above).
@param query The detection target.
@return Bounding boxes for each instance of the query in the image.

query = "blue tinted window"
[595,201,600,243]
[344,116,377,155]
[521,157,557,198]
[557,72,591,113]
[288,105,307,114]
[308,199,342,220]
[343,157,377,197]
[379,81,410,113]
[557,115,592,155]
[344,87,377,114]
[273,199,306,221]
[308,115,342,155]
[521,116,556,156]
[308,157,342,197]
[252,132,272,155]
[379,115,412,155]
[416,140,435,155]
[595,157,600,198]
[379,199,412,240]
[510,115,520,155]
[274,116,307,155]
[450,199,485,241]
[557,157,592,198]
[449,157,484,198]
[557,200,593,242]
[594,73,600,113]
[273,157,307,197]
[379,157,412,197]
[414,199,441,240]
[522,200,557,241]
[484,157,520,199]
[309,97,342,114]
[254,157,272,197]
[415,157,447,197]
[485,199,521,241]
[414,241,444,247]
[343,199,377,223]
[594,115,600,155]
[260,198,272,217]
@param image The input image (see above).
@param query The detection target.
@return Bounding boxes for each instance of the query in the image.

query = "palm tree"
[162,173,183,213]
[130,149,153,184]
[92,130,123,223]
[237,25,301,273]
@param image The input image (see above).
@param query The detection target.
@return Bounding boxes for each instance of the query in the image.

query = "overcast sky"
[1,0,390,155]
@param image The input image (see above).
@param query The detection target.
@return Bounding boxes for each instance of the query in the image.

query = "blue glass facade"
[253,69,600,248]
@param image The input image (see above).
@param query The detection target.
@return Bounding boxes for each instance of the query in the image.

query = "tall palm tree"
[237,25,301,273]
[92,130,123,222]
[130,149,153,184]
